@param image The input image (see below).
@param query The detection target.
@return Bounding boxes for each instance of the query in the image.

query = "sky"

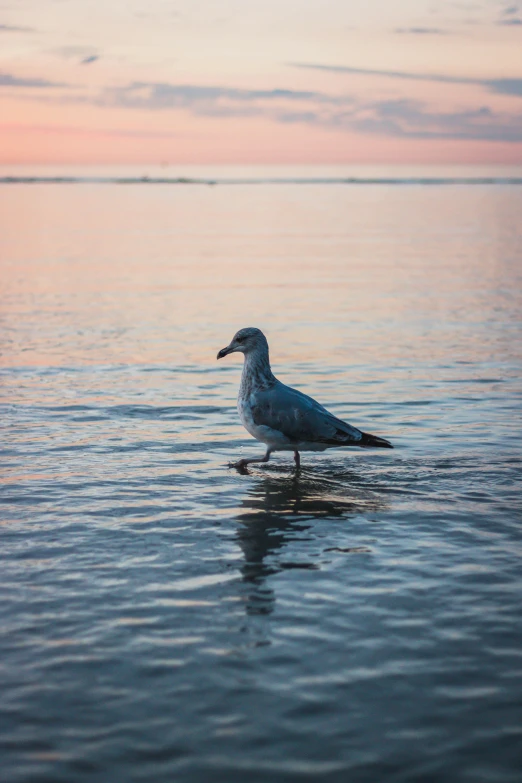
[1,0,522,165]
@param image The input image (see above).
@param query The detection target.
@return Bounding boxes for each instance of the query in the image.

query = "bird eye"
[236,336,244,343]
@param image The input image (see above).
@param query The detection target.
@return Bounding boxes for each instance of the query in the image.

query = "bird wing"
[250,381,363,446]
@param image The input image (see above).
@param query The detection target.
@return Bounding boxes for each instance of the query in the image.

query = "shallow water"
[1,178,522,782]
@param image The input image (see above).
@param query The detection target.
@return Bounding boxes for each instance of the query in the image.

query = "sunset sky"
[1,0,522,164]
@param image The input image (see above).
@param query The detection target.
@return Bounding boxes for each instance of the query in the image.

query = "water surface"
[1,175,522,782]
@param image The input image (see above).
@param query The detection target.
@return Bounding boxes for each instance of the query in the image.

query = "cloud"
[350,99,522,142]
[491,79,522,97]
[52,46,100,65]
[0,72,67,88]
[0,23,34,32]
[494,2,522,23]
[95,82,349,115]
[64,77,522,144]
[18,69,521,146]
[276,100,522,143]
[291,62,474,84]
[290,62,522,97]
[394,27,447,35]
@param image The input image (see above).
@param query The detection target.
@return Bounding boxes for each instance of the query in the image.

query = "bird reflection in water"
[234,466,388,625]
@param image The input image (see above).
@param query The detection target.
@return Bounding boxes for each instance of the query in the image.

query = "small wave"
[107,404,228,418]
[24,403,229,417]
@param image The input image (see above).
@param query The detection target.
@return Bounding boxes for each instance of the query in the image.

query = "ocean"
[1,166,522,782]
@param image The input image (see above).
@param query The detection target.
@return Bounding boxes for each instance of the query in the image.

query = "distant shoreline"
[2,175,522,186]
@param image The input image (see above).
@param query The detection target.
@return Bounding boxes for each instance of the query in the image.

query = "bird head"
[216,327,268,359]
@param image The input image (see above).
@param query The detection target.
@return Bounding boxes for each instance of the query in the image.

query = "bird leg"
[230,449,272,471]
[293,450,301,469]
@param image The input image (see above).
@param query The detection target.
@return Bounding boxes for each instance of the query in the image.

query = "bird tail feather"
[360,432,393,449]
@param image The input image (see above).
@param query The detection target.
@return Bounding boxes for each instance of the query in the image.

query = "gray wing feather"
[250,381,363,445]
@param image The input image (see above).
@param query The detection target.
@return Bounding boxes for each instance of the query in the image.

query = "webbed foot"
[229,458,250,472]
[228,450,272,473]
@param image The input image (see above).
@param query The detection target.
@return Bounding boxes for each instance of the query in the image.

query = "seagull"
[217,327,393,470]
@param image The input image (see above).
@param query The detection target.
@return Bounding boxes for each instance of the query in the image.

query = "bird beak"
[217,345,232,360]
